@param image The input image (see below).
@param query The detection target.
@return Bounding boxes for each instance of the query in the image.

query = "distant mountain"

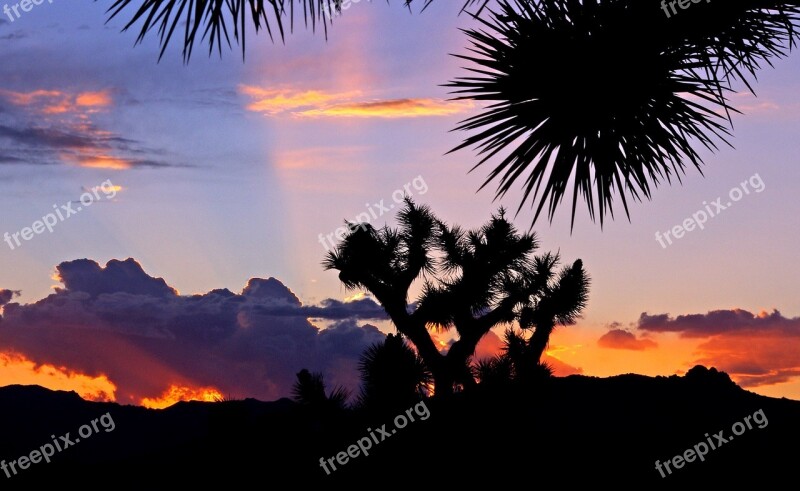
[0,366,797,487]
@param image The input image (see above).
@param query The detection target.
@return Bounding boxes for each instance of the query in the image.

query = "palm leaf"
[101,0,495,61]
[448,0,800,228]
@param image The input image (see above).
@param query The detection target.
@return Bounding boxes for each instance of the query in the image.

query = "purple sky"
[1,1,799,403]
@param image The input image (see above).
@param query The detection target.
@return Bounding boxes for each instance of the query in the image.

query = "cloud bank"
[0,258,387,404]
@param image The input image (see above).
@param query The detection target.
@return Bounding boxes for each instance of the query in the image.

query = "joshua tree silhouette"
[323,198,589,395]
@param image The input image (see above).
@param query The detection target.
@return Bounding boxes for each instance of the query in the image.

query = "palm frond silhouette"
[448,0,800,227]
[103,0,800,225]
[102,0,487,61]
[292,368,350,411]
[357,333,432,411]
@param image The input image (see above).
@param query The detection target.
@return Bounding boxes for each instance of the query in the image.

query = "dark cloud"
[252,297,388,320]
[638,309,793,337]
[0,123,98,149]
[0,153,26,164]
[0,31,26,41]
[56,258,177,298]
[597,329,658,351]
[637,308,800,388]
[0,289,20,306]
[0,258,387,403]
[735,369,800,387]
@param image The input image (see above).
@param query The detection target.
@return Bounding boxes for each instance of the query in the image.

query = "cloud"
[637,308,800,388]
[316,319,385,390]
[597,329,658,351]
[53,258,177,298]
[0,89,180,169]
[0,89,111,115]
[0,31,26,41]
[0,289,20,307]
[732,91,780,114]
[239,85,473,119]
[739,101,780,114]
[253,297,388,320]
[296,98,474,118]
[239,86,361,114]
[637,308,791,338]
[0,258,387,404]
[693,327,800,388]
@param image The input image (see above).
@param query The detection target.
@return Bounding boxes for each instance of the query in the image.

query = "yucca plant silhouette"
[449,0,800,227]
[357,333,432,411]
[292,368,350,411]
[474,353,514,388]
[475,328,558,389]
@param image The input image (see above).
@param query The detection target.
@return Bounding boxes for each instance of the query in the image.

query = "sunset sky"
[1,1,799,407]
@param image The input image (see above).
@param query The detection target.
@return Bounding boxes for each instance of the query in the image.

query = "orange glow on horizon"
[140,384,224,409]
[0,351,117,402]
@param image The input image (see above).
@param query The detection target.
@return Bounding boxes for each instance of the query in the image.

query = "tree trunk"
[528,321,554,365]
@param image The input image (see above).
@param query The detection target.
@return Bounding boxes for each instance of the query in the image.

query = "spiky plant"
[292,368,327,406]
[104,0,343,61]
[292,368,350,410]
[449,0,800,227]
[474,328,556,389]
[357,334,432,410]
[474,354,513,386]
[101,0,488,61]
[103,0,799,226]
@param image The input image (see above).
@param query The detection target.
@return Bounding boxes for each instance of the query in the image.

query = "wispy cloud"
[727,91,781,115]
[275,146,368,170]
[0,88,180,169]
[239,85,473,119]
[297,98,473,118]
[0,89,112,115]
[738,101,780,114]
[239,86,362,114]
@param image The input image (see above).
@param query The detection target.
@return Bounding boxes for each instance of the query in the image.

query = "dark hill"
[0,366,797,487]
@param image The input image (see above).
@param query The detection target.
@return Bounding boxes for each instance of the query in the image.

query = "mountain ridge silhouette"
[1,366,796,487]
